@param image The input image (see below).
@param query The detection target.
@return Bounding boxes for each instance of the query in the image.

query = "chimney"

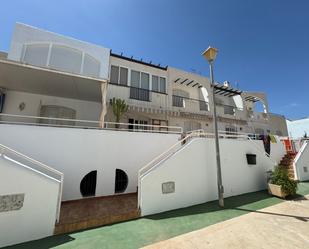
[223,81,230,87]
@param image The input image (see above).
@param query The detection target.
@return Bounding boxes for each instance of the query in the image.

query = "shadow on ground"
[146,190,280,220]
[5,235,75,249]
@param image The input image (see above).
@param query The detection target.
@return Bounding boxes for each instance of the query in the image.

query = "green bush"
[270,166,297,195]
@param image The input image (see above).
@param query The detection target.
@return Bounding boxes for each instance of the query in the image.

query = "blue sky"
[0,0,308,120]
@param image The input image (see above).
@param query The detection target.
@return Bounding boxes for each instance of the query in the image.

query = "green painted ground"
[6,182,309,249]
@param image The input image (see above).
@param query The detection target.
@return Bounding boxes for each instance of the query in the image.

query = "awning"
[0,59,107,102]
[173,77,242,97]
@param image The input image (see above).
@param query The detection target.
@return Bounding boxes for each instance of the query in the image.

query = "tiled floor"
[54,193,139,234]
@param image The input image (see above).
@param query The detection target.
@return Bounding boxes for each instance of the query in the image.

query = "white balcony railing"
[0,113,183,134]
[172,95,209,113]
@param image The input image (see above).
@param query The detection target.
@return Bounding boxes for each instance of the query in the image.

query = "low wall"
[295,141,309,181]
[0,124,179,201]
[0,156,59,247]
[140,138,276,216]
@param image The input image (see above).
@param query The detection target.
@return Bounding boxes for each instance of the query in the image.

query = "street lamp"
[202,46,224,207]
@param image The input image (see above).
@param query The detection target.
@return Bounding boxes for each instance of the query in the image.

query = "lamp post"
[202,46,224,207]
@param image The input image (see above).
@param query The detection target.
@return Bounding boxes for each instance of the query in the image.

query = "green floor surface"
[6,181,309,249]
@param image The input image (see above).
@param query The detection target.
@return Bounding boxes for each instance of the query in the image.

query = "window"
[152,76,159,92]
[159,77,166,93]
[224,105,235,115]
[80,170,97,197]
[39,105,76,126]
[119,67,128,85]
[49,45,82,74]
[110,65,119,84]
[131,70,140,88]
[141,72,150,89]
[23,44,49,67]
[152,119,168,131]
[152,76,166,93]
[128,118,149,130]
[115,169,129,193]
[110,65,128,85]
[83,54,100,77]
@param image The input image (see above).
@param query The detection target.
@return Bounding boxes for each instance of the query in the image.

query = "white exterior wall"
[140,138,276,216]
[8,23,110,79]
[270,137,286,164]
[2,90,102,121]
[0,156,59,247]
[294,141,309,181]
[0,124,179,201]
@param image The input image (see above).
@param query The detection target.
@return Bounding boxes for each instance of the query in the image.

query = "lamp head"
[202,46,218,62]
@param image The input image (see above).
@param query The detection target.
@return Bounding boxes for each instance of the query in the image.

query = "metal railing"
[172,95,209,112]
[0,113,183,134]
[0,143,63,223]
[130,87,151,102]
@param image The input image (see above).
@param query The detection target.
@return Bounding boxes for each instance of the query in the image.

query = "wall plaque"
[0,193,25,212]
[162,181,175,194]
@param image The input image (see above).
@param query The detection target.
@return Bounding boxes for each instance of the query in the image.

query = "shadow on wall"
[145,190,279,220]
[4,235,75,249]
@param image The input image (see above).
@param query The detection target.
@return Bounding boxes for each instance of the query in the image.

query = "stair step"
[54,193,140,235]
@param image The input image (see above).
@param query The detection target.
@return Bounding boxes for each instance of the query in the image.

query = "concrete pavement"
[143,196,309,249]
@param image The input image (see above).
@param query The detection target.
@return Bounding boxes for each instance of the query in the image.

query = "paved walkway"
[143,196,309,249]
[7,182,309,249]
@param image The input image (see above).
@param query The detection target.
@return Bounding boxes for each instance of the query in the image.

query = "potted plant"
[268,166,297,198]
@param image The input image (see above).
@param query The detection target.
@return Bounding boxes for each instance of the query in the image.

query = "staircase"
[279,152,297,179]
[54,193,140,234]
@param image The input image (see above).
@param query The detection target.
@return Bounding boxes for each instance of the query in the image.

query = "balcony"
[129,87,151,102]
[172,95,209,113]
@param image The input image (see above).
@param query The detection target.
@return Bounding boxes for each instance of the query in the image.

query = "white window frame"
[22,42,101,77]
[151,75,166,93]
[110,64,129,86]
[130,69,150,90]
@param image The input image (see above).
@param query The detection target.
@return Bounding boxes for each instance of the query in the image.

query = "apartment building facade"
[0,23,288,136]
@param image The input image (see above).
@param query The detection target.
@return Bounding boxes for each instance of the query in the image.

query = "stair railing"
[0,143,63,223]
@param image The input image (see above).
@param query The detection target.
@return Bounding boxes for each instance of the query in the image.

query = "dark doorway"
[115,169,128,193]
[80,170,97,197]
[128,118,134,130]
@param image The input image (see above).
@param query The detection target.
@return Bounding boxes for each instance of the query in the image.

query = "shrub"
[270,166,297,195]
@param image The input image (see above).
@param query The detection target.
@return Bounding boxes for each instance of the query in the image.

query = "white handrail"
[137,130,277,208]
[0,113,183,134]
[0,143,63,223]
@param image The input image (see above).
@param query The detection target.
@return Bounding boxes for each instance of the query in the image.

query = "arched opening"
[80,170,97,197]
[115,169,128,193]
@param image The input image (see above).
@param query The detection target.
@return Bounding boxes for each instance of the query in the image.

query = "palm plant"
[111,98,128,128]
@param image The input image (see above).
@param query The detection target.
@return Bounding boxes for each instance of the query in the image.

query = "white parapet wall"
[140,138,277,216]
[0,156,60,247]
[294,141,309,181]
[0,124,180,201]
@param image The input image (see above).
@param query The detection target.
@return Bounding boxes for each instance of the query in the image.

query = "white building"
[0,23,288,136]
[0,23,295,247]
[287,118,309,139]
